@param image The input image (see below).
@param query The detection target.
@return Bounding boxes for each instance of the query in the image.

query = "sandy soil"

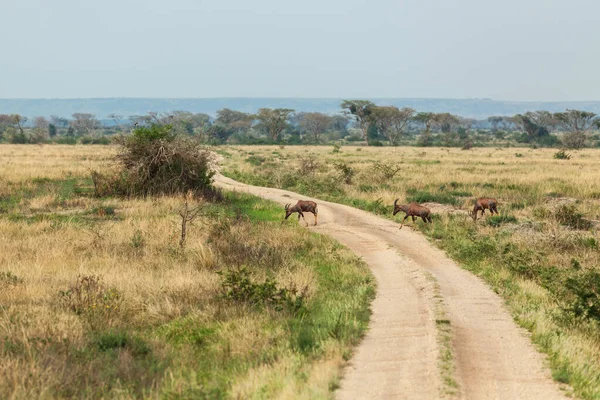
[215,174,567,400]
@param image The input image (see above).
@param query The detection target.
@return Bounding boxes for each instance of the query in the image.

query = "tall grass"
[0,145,375,398]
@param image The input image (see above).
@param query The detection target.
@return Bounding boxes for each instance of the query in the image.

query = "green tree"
[368,106,415,146]
[254,108,294,141]
[71,113,99,136]
[341,100,375,145]
[215,108,253,137]
[554,109,598,149]
[296,112,333,142]
[414,112,436,135]
[48,124,57,138]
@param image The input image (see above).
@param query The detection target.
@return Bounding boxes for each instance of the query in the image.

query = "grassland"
[223,144,600,399]
[0,145,375,399]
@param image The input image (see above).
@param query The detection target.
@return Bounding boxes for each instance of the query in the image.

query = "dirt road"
[215,175,567,400]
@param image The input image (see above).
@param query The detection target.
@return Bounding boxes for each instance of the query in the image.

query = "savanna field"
[223,145,600,399]
[2,144,600,399]
[0,145,374,399]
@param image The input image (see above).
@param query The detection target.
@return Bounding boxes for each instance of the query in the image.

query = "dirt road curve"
[215,175,566,400]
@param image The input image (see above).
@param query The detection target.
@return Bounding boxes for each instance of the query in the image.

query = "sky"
[1,0,599,101]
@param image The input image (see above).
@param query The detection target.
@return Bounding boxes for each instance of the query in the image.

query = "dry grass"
[223,144,600,399]
[0,144,375,399]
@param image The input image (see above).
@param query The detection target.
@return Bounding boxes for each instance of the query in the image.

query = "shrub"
[371,161,402,181]
[563,262,600,322]
[298,155,320,175]
[333,162,355,184]
[485,214,518,227]
[553,149,572,160]
[91,124,215,197]
[58,275,122,330]
[0,271,24,286]
[332,143,342,153]
[554,204,592,230]
[91,331,151,356]
[220,267,306,312]
[245,155,266,166]
[54,136,77,145]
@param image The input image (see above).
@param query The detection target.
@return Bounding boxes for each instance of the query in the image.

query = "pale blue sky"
[1,0,599,100]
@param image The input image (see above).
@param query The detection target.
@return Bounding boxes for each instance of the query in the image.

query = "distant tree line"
[1,101,600,149]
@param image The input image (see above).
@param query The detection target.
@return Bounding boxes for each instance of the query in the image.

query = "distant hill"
[2,98,600,120]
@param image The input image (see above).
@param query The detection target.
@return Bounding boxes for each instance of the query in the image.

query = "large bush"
[92,124,216,197]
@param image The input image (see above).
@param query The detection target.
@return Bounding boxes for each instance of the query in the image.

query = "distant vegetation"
[1,103,600,148]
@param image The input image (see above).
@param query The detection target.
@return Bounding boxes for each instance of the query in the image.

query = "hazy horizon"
[2,0,599,101]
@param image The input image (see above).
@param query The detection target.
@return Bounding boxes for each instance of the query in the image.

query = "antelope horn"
[394,198,399,208]
[285,203,290,210]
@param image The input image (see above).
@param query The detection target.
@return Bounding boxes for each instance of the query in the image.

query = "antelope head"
[393,198,402,216]
[284,203,293,219]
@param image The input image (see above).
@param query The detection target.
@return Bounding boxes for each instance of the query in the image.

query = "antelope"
[471,197,498,221]
[285,200,318,226]
[393,199,432,229]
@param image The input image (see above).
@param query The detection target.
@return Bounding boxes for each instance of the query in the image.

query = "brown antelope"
[471,197,498,221]
[285,200,318,226]
[393,199,432,229]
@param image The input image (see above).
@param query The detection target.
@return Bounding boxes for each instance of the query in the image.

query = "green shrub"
[485,214,518,227]
[333,162,355,184]
[92,331,151,356]
[563,262,600,322]
[55,136,78,145]
[245,155,266,166]
[91,124,215,197]
[554,149,572,160]
[554,204,592,230]
[220,267,306,313]
[0,271,24,286]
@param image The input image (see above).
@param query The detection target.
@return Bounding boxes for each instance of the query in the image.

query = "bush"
[371,161,402,181]
[220,267,306,313]
[485,214,518,227]
[298,155,320,175]
[55,136,78,145]
[245,155,266,166]
[563,261,600,322]
[333,162,355,184]
[554,149,572,160]
[58,275,122,330]
[91,124,215,197]
[554,204,592,230]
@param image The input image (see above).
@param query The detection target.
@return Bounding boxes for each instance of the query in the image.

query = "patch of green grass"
[406,190,461,206]
[485,214,518,227]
